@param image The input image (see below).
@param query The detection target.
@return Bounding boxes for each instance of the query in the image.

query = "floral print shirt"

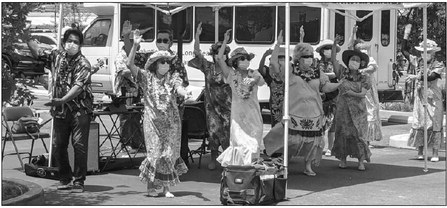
[38,49,93,118]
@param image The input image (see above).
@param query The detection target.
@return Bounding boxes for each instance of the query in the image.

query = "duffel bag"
[220,165,261,205]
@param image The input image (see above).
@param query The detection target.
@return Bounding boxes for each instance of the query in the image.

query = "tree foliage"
[2,3,41,105]
[397,3,446,62]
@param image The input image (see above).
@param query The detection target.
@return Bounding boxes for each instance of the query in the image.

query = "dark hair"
[62,28,84,45]
[147,62,158,74]
[318,46,331,58]
[157,29,173,42]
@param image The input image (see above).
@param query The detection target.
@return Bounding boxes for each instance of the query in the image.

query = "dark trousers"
[119,113,144,149]
[53,109,91,185]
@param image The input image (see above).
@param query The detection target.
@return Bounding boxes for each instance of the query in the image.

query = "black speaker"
[68,121,99,172]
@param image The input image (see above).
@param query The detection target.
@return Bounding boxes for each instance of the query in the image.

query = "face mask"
[349,61,360,70]
[323,50,332,58]
[157,64,170,75]
[424,53,433,61]
[238,61,250,70]
[360,49,368,55]
[157,43,170,51]
[65,42,79,56]
[302,58,313,67]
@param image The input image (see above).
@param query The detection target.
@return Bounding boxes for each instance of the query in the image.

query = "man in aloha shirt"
[26,28,93,193]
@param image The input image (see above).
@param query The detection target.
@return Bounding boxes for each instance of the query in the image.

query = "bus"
[81,2,403,107]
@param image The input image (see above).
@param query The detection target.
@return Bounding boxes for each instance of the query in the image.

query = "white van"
[82,3,404,105]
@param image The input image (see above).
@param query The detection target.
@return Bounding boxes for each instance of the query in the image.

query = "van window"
[195,7,233,43]
[235,6,275,44]
[334,10,345,45]
[278,6,321,44]
[356,10,373,41]
[83,19,111,47]
[381,10,390,46]
[121,5,155,41]
[157,7,193,43]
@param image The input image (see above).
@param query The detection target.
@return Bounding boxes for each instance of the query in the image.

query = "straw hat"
[293,43,314,63]
[342,49,370,69]
[228,47,255,65]
[316,39,341,53]
[144,50,174,70]
[414,39,441,52]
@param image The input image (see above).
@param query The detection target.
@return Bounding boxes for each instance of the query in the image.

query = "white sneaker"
[430,157,439,162]
[325,150,331,157]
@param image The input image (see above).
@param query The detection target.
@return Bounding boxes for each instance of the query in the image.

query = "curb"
[2,178,45,206]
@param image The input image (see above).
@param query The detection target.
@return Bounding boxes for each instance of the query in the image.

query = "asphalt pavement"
[1,85,446,205]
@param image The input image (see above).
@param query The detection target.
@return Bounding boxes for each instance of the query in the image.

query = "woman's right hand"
[224,29,231,42]
[352,25,358,34]
[196,22,202,37]
[133,29,142,45]
[122,20,132,37]
[404,24,412,35]
[277,30,284,45]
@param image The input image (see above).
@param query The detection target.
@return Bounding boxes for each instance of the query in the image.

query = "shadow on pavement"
[44,185,114,205]
[171,191,212,201]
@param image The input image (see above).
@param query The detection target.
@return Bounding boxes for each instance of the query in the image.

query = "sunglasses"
[158,58,171,65]
[156,38,170,44]
[238,56,252,61]
[300,55,314,59]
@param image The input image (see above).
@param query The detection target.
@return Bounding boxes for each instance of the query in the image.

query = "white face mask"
[302,58,313,68]
[360,49,368,55]
[157,64,170,75]
[349,61,360,70]
[238,60,250,70]
[323,49,332,58]
[65,42,80,56]
[157,43,170,51]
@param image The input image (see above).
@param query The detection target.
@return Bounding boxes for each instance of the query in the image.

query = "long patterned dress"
[332,67,372,162]
[264,67,328,166]
[407,59,445,149]
[259,66,284,127]
[217,69,264,166]
[136,68,188,190]
[317,60,338,132]
[188,56,232,152]
[364,57,383,142]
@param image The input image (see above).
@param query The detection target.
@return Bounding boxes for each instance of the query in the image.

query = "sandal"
[430,157,439,162]
[147,189,158,197]
[303,170,316,176]
[338,163,347,169]
[358,164,366,171]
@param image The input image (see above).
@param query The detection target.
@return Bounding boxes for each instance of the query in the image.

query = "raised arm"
[216,29,233,78]
[258,48,272,76]
[401,24,412,62]
[347,25,357,50]
[127,29,142,78]
[193,22,204,58]
[332,35,342,78]
[122,20,133,56]
[299,25,305,43]
[269,30,283,78]
[360,57,378,75]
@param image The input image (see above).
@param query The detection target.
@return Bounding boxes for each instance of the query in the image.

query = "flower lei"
[342,68,361,81]
[233,70,256,99]
[293,64,320,82]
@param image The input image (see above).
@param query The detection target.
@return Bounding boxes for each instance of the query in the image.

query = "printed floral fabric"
[407,59,445,148]
[332,66,371,162]
[259,66,284,127]
[317,60,338,131]
[364,57,383,142]
[217,69,264,166]
[115,48,140,97]
[263,66,328,165]
[39,49,93,118]
[135,66,188,189]
[188,56,232,151]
